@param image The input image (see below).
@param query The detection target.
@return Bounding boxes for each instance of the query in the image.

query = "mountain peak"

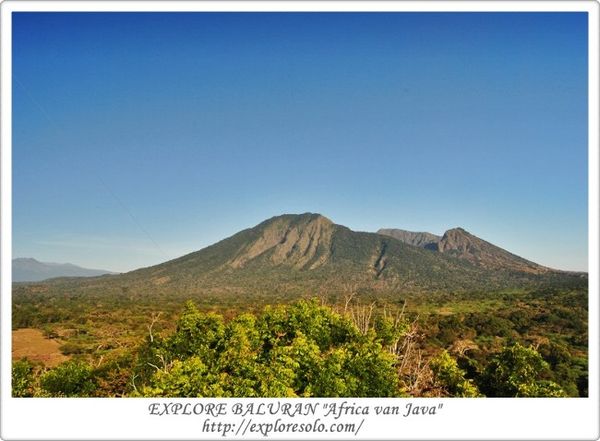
[275,212,332,223]
[229,213,335,270]
[445,227,468,234]
[14,257,40,263]
[437,227,546,273]
[378,224,549,274]
[438,227,477,252]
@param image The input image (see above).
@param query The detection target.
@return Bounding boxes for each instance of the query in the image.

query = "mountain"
[434,227,548,274]
[12,258,117,282]
[378,227,548,274]
[120,212,496,291]
[377,229,440,249]
[15,213,585,298]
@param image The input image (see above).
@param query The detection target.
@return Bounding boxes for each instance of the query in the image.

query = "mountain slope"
[434,228,548,274]
[378,226,551,274]
[15,213,586,299]
[377,229,440,249]
[12,258,117,282]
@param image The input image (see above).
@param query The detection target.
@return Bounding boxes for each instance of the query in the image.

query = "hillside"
[377,228,440,249]
[14,213,587,299]
[12,258,117,282]
[378,227,551,274]
[435,227,549,274]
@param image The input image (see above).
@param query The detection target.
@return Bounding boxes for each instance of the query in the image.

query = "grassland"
[12,328,69,367]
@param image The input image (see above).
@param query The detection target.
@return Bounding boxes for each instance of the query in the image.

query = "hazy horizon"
[13,12,588,273]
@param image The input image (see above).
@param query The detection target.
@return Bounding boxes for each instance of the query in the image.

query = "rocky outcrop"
[229,214,334,270]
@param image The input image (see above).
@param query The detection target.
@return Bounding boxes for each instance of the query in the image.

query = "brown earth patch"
[12,328,69,367]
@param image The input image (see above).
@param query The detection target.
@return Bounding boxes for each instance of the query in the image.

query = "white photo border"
[1,2,598,440]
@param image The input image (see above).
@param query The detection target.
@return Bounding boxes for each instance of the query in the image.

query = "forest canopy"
[13,297,581,398]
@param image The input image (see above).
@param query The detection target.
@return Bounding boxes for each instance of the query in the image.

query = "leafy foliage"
[430,351,480,397]
[40,360,97,397]
[478,343,566,397]
[136,299,403,397]
[12,359,35,397]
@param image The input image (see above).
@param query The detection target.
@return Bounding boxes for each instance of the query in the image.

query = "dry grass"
[12,328,69,367]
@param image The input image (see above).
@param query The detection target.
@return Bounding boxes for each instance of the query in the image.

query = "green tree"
[430,351,480,397]
[168,300,226,360]
[40,360,97,397]
[315,340,401,397]
[12,359,35,397]
[479,343,566,397]
[373,313,409,348]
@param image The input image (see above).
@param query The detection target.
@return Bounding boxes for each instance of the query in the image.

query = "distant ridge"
[12,258,117,282]
[15,213,586,298]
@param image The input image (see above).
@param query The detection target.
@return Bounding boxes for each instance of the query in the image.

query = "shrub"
[12,359,35,397]
[479,343,566,397]
[430,351,480,397]
[40,360,96,397]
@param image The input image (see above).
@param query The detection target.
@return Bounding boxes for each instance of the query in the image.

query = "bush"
[430,351,480,397]
[40,360,97,397]
[12,359,35,397]
[479,343,566,397]
[59,342,86,355]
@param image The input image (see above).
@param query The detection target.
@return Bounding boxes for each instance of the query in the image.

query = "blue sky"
[12,12,588,272]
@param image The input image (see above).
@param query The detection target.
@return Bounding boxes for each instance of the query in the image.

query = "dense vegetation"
[12,288,587,398]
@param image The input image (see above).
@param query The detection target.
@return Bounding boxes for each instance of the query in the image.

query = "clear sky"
[12,12,588,272]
